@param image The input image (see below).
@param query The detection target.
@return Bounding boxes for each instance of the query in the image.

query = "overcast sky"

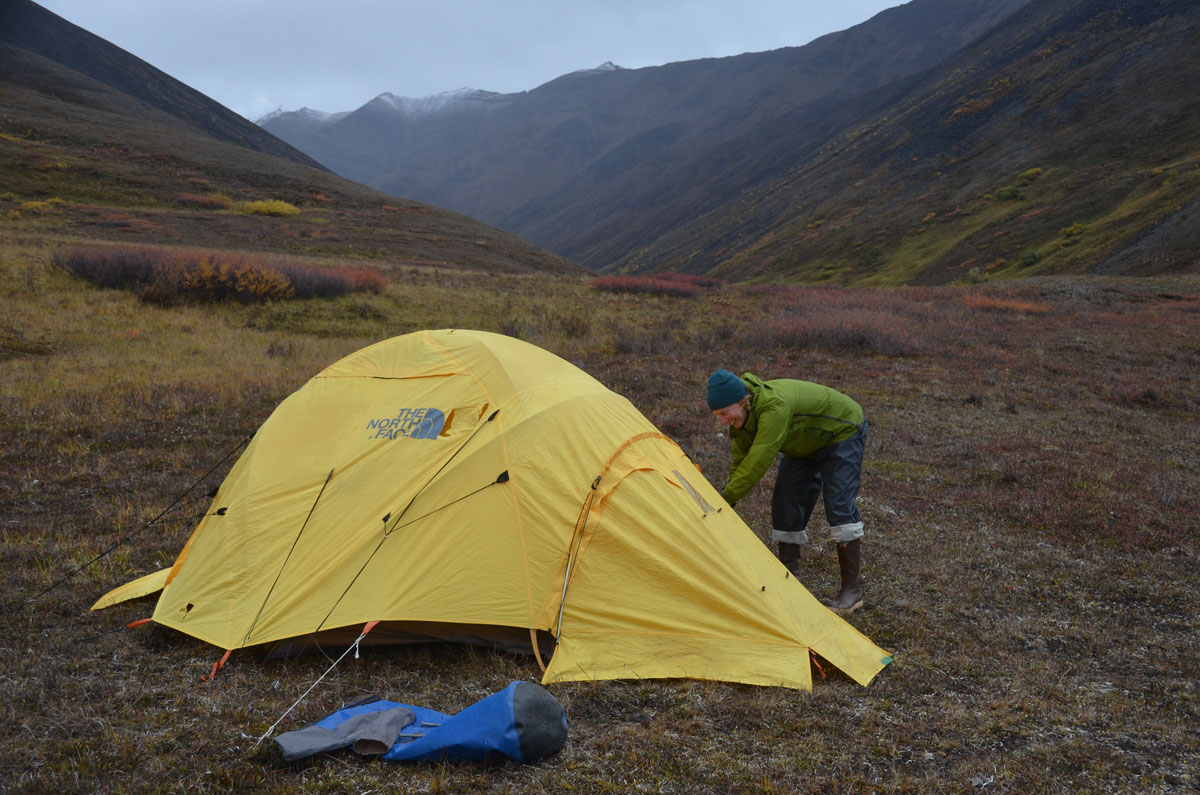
[38,0,901,122]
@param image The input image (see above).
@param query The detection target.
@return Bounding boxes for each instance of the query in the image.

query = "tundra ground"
[2,247,1197,793]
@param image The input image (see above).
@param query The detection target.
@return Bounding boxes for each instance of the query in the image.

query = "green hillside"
[615,0,1200,283]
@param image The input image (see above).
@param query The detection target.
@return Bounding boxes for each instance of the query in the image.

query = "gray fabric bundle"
[275,704,416,762]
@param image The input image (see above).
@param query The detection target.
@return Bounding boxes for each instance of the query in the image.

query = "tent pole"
[555,476,601,640]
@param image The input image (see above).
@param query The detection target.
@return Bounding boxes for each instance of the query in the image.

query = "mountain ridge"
[259,0,1039,276]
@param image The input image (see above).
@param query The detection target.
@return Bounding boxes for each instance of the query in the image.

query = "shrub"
[985,169,1042,202]
[279,264,352,299]
[985,186,1023,201]
[1016,251,1040,268]
[179,258,294,302]
[340,266,388,295]
[239,199,300,217]
[18,197,66,214]
[176,192,232,209]
[961,294,1052,314]
[655,272,724,288]
[737,287,950,357]
[53,246,158,288]
[591,276,699,298]
[556,310,592,338]
[746,310,929,356]
[965,267,989,284]
[1015,167,1044,186]
[52,245,385,305]
[277,263,385,298]
[1060,223,1086,248]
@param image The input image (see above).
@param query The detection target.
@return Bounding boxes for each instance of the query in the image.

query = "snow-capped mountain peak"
[371,87,507,115]
[570,61,624,76]
[255,106,348,126]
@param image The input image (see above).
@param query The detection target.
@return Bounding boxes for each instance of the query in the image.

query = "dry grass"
[2,243,1198,793]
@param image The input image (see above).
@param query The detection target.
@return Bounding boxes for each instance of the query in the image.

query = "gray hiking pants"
[770,420,866,546]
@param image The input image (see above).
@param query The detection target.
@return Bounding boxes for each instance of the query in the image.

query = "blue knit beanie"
[706,369,747,410]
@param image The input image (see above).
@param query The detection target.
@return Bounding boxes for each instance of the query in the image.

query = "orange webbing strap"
[809,649,826,680]
[126,618,153,629]
[201,650,232,682]
[354,620,380,659]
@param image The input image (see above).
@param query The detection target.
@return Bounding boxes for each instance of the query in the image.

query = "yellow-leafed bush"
[180,258,295,302]
[239,199,300,217]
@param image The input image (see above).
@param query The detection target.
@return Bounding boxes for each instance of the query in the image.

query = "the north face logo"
[366,408,445,440]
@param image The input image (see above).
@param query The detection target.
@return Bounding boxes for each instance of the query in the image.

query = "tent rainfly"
[94,329,892,689]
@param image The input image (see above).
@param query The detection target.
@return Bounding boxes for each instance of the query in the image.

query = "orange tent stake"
[201,650,232,682]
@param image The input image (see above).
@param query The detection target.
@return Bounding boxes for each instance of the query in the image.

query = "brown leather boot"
[777,542,804,579]
[827,540,863,615]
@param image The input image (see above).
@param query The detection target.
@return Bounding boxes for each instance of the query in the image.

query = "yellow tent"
[94,329,891,689]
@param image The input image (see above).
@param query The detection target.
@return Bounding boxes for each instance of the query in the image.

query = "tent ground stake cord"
[28,431,252,604]
[253,625,374,750]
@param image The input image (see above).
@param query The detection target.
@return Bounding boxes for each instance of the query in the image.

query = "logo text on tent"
[367,408,446,440]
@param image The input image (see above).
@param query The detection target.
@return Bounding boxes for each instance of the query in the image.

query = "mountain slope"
[261,0,1033,266]
[0,0,325,169]
[0,0,579,275]
[618,0,1200,283]
[494,0,1036,266]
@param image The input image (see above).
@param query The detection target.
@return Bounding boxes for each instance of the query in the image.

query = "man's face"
[713,402,748,429]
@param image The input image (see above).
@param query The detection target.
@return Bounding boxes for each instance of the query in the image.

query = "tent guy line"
[28,431,253,604]
[240,467,336,648]
[253,619,382,750]
[383,409,501,537]
[385,469,510,535]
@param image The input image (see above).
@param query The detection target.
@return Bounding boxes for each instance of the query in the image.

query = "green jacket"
[722,373,864,505]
